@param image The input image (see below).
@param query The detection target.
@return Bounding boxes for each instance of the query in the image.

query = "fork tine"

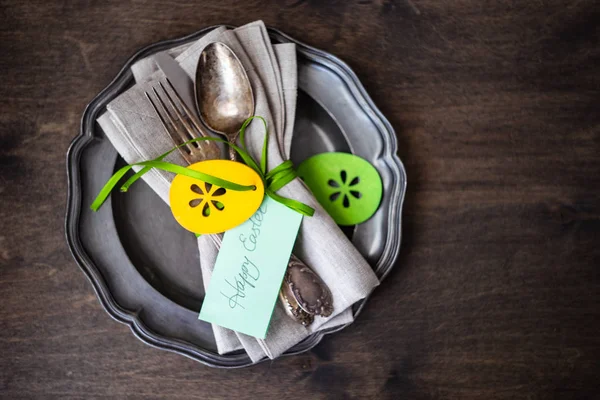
[145,91,171,136]
[150,86,195,154]
[164,78,208,139]
[146,91,194,164]
[146,79,222,164]
[158,81,204,149]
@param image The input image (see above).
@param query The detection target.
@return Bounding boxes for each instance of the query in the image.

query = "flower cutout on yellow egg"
[188,182,226,217]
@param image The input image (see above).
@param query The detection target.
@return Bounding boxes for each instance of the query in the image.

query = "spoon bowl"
[195,42,254,159]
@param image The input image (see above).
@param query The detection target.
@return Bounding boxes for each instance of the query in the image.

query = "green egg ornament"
[297,153,383,226]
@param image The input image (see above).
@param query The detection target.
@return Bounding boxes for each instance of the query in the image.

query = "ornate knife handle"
[278,254,334,326]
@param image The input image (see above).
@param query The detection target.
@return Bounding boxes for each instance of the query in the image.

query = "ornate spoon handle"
[279,254,334,326]
[209,221,334,326]
[213,144,334,326]
[222,144,333,326]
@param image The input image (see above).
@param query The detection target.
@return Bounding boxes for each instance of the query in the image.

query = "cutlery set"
[146,42,333,326]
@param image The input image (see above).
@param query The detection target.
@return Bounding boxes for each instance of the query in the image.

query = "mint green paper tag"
[198,195,303,339]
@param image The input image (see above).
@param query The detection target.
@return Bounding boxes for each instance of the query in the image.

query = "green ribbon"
[90,116,315,218]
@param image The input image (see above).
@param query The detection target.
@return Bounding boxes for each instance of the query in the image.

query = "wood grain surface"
[1,1,599,399]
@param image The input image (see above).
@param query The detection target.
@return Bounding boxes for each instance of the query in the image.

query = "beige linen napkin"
[98,21,379,363]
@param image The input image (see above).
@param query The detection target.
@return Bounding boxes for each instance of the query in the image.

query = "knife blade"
[154,53,198,115]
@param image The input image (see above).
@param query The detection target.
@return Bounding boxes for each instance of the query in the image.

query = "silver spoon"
[194,42,334,325]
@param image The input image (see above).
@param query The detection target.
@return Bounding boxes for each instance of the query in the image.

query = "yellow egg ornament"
[169,160,265,234]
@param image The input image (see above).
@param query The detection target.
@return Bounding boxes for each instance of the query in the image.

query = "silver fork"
[145,78,221,163]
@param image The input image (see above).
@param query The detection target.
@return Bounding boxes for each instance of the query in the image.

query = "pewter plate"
[65,26,407,368]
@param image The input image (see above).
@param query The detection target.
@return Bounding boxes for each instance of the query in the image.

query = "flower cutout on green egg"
[327,170,362,208]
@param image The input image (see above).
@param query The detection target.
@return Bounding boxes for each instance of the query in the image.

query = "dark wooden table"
[2,1,599,398]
